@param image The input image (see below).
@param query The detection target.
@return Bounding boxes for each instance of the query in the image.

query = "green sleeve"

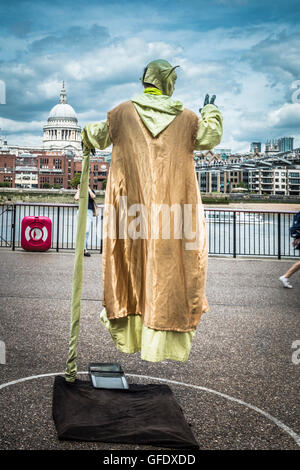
[81,120,111,150]
[194,104,223,150]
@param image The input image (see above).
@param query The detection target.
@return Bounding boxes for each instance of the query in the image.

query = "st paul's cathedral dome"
[43,82,81,154]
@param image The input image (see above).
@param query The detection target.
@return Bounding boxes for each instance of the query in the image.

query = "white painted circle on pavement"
[0,371,299,447]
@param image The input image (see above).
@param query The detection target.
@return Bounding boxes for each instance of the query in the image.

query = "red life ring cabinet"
[21,216,52,252]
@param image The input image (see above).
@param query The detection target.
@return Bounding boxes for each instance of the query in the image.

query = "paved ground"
[0,249,299,450]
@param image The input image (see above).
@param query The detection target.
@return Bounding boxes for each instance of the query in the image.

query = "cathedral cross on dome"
[59,81,67,104]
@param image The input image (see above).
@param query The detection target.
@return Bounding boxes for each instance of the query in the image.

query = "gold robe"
[103,101,210,332]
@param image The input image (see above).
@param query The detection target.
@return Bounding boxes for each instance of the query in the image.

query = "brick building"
[0,153,16,187]
[0,149,109,190]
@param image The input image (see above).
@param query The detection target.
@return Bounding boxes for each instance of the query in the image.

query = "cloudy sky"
[0,0,300,152]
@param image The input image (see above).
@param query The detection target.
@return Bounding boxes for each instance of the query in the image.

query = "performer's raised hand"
[199,94,217,113]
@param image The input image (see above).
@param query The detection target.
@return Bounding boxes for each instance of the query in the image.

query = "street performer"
[81,59,223,362]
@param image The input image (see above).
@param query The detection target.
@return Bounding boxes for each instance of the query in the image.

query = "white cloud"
[0,117,43,133]
[6,133,43,147]
[37,80,63,99]
[245,31,300,82]
[1,11,300,152]
[268,103,300,129]
[62,38,182,84]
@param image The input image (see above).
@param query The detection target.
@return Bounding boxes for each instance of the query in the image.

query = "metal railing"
[0,203,104,253]
[204,208,298,258]
[0,203,298,258]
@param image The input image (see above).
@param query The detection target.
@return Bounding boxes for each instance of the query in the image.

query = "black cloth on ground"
[52,375,198,449]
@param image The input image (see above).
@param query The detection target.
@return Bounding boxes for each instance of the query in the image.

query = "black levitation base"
[89,362,129,389]
[52,375,199,448]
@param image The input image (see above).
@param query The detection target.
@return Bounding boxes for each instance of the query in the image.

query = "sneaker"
[84,250,91,257]
[279,276,292,288]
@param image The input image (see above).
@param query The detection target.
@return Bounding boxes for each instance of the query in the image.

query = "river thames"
[0,202,298,257]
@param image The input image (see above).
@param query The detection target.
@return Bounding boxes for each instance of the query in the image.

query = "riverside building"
[0,84,110,190]
[195,150,300,196]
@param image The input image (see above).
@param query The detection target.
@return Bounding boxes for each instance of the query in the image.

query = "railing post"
[56,206,60,252]
[100,211,103,254]
[233,211,236,258]
[277,212,281,260]
[12,204,16,251]
[100,234,103,254]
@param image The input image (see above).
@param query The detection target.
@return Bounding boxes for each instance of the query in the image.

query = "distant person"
[279,243,300,288]
[74,184,96,257]
[279,211,300,288]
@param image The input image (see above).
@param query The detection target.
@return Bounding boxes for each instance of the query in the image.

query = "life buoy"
[21,216,52,252]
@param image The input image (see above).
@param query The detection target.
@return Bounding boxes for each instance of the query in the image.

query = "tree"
[101,179,107,190]
[237,181,248,189]
[70,173,81,188]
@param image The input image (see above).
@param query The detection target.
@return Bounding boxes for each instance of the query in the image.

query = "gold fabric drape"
[102,101,209,332]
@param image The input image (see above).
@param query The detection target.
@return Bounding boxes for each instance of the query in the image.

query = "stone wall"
[0,188,105,204]
[0,188,298,205]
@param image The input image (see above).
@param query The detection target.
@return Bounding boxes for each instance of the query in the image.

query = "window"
[40,158,49,169]
[54,159,62,169]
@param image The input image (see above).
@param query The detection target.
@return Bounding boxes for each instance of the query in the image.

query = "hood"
[131,93,183,137]
[141,59,179,97]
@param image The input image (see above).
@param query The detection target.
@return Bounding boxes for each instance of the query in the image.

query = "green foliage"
[70,173,81,188]
[237,181,248,189]
[202,196,229,204]
[0,182,10,187]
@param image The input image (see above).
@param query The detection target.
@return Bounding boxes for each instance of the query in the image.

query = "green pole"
[65,147,90,382]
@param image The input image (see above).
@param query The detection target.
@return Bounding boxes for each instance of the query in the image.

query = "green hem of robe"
[100,308,196,363]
